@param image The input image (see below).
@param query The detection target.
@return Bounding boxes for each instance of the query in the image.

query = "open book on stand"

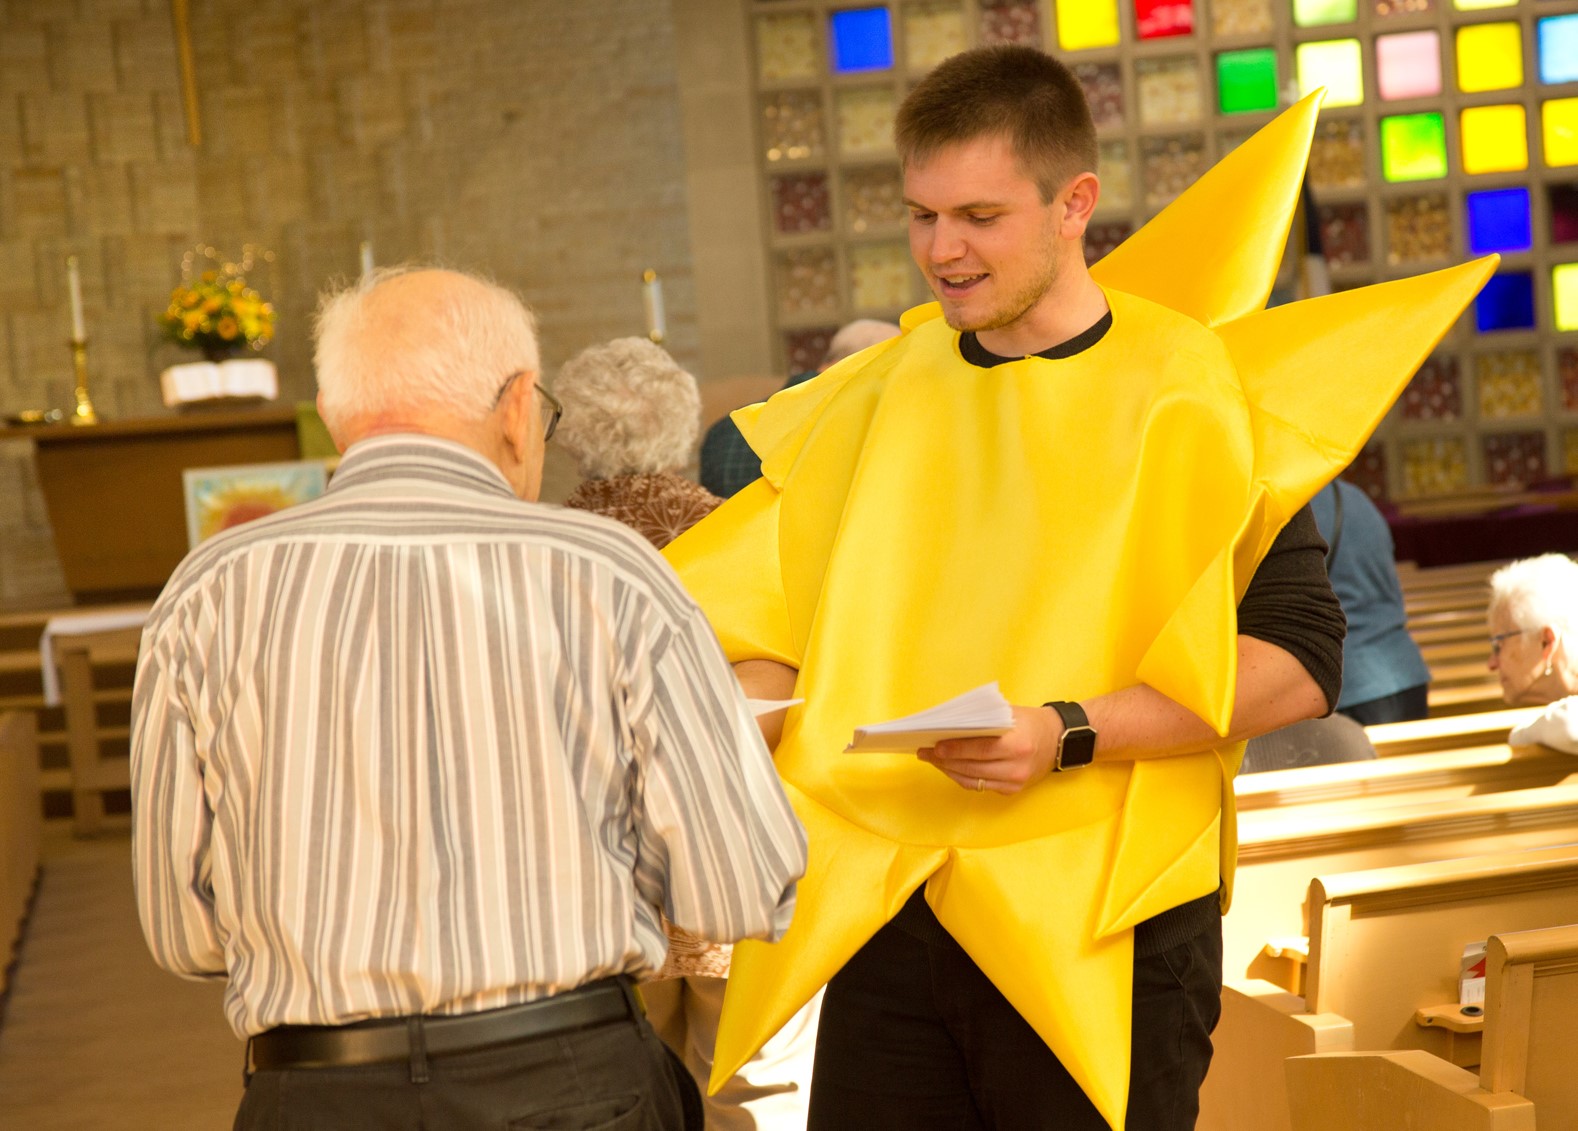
[845,682,1014,753]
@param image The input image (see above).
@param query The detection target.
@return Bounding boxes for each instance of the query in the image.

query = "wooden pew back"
[0,710,41,995]
[1481,923,1578,1125]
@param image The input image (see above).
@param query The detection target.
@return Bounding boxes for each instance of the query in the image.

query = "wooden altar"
[22,407,303,604]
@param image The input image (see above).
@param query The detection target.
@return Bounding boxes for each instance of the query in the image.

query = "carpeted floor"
[0,827,241,1129]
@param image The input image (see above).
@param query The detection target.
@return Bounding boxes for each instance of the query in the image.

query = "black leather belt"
[248,977,640,1071]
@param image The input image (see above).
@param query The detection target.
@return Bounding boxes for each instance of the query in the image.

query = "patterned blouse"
[564,471,732,978]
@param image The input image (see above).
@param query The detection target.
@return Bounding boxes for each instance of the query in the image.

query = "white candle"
[66,256,86,342]
[359,241,375,277]
[642,269,665,344]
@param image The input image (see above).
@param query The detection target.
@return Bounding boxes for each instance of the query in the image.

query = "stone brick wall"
[0,0,703,610]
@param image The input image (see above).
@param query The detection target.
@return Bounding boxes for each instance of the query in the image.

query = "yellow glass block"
[1454,0,1515,8]
[1297,40,1364,108]
[1475,350,1542,418]
[1461,104,1527,174]
[1555,263,1578,333]
[1547,99,1578,167]
[1456,23,1522,93]
[756,12,820,83]
[1401,436,1469,497]
[904,2,967,71]
[1057,0,1120,50]
[1564,429,1578,476]
[850,243,917,310]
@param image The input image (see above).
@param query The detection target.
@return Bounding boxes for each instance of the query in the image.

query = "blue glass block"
[1539,15,1578,85]
[1475,272,1536,332]
[1467,187,1533,255]
[830,7,893,73]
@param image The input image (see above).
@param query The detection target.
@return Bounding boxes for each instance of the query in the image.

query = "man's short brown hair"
[895,45,1098,202]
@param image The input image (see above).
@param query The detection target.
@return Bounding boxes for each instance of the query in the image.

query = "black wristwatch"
[1044,701,1097,771]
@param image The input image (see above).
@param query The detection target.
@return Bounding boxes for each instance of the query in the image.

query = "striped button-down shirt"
[131,435,806,1037]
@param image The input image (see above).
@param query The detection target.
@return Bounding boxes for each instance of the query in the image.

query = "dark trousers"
[1338,683,1430,726]
[807,900,1223,1131]
[234,1012,701,1130]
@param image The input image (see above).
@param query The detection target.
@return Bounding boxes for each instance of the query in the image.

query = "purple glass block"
[1466,187,1532,256]
[1551,184,1578,245]
[1561,346,1578,411]
[1317,202,1371,266]
[770,172,831,235]
[785,326,836,373]
[1400,354,1461,421]
[1084,221,1133,266]
[980,1,1041,45]
[1482,432,1548,487]
[1342,443,1389,502]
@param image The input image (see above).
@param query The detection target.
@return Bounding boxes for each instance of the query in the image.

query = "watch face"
[1060,725,1097,768]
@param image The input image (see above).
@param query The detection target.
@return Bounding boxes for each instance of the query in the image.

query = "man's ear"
[1060,172,1101,240]
[498,371,537,462]
[316,391,347,454]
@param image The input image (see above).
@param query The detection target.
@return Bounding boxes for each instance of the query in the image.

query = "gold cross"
[171,0,202,147]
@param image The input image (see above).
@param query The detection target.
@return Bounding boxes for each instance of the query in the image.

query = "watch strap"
[1044,700,1097,771]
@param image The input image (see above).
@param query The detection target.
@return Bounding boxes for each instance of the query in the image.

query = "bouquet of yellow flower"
[159,245,275,360]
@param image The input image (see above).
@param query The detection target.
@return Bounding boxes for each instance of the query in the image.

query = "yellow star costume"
[664,93,1494,1129]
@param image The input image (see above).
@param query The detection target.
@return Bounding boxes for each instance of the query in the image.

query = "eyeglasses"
[493,370,562,442]
[1489,629,1533,658]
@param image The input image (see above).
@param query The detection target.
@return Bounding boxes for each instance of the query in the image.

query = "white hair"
[1489,554,1578,636]
[821,319,901,369]
[552,337,701,479]
[313,265,540,435]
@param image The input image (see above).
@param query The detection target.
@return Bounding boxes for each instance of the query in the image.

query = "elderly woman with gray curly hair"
[555,336,721,549]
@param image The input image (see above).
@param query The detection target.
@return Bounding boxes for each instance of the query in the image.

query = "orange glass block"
[1455,22,1522,93]
[1057,0,1120,50]
[1460,104,1527,175]
[1546,99,1578,168]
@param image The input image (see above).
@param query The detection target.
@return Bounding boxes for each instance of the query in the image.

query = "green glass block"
[1381,113,1448,182]
[1294,0,1358,26]
[1217,49,1278,114]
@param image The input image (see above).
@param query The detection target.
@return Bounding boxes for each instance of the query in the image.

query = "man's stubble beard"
[934,233,1065,336]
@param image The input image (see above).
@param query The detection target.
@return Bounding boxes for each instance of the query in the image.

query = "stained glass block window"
[1293,0,1357,27]
[1386,194,1452,263]
[1217,49,1279,115]
[771,173,832,234]
[1475,272,1536,332]
[1376,31,1441,101]
[1318,202,1371,266]
[1136,0,1193,39]
[849,243,915,310]
[1297,40,1364,107]
[904,2,967,71]
[1076,64,1125,129]
[1401,355,1461,421]
[776,248,840,318]
[1309,118,1366,188]
[1375,0,1435,16]
[1141,134,1208,209]
[1213,0,1271,36]
[1466,188,1532,256]
[836,87,896,156]
[1084,221,1133,266]
[1343,444,1388,503]
[1477,350,1543,416]
[756,12,820,82]
[1561,346,1578,410]
[1461,105,1528,175]
[1565,428,1578,476]
[981,1,1041,45]
[1056,0,1119,51]
[829,8,893,73]
[1380,113,1447,182]
[1551,184,1578,244]
[1482,432,1547,487]
[785,327,837,373]
[1555,263,1578,332]
[842,166,905,233]
[1138,57,1203,126]
[1099,140,1133,210]
[1455,23,1522,94]
[1540,16,1578,86]
[1546,100,1578,167]
[762,92,825,163]
[1453,0,1516,9]
[1401,437,1469,496]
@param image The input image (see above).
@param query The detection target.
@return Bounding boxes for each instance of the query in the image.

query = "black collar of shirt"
[959,310,1114,369]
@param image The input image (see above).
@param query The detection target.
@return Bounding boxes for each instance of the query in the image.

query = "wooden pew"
[0,710,41,996]
[1365,707,1537,757]
[1284,922,1578,1130]
[1430,681,1509,717]
[1206,845,1578,1131]
[53,626,142,836]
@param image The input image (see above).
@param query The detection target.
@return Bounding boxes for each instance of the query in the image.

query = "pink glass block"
[1084,222,1133,266]
[1560,346,1578,411]
[785,326,836,373]
[1376,31,1442,101]
[770,172,831,235]
[1317,202,1371,265]
[1374,0,1434,16]
[1482,432,1547,487]
[1343,444,1389,502]
[980,1,1040,46]
[1400,355,1462,420]
[1075,63,1125,129]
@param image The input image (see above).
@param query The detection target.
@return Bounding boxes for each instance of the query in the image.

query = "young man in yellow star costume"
[664,46,1494,1131]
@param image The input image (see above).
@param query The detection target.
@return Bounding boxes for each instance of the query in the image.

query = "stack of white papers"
[845,682,1014,753]
[747,697,804,717]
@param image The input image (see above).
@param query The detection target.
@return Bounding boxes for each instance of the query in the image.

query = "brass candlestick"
[68,339,98,425]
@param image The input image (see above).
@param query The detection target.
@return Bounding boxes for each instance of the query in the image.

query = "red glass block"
[979,1,1040,45]
[1342,443,1389,502]
[785,326,836,373]
[770,172,831,235]
[1136,0,1194,39]
[1400,355,1461,421]
[1317,202,1371,267]
[1075,63,1125,129]
[1084,222,1133,266]
[1482,432,1548,487]
[1561,347,1578,411]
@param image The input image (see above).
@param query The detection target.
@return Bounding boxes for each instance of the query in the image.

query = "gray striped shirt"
[131,435,805,1038]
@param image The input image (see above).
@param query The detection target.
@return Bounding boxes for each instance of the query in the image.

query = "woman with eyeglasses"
[1489,554,1578,753]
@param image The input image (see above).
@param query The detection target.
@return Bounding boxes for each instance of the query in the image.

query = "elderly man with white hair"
[1489,553,1578,753]
[130,266,807,1130]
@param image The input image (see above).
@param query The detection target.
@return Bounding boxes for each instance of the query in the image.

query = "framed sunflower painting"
[181,460,327,549]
